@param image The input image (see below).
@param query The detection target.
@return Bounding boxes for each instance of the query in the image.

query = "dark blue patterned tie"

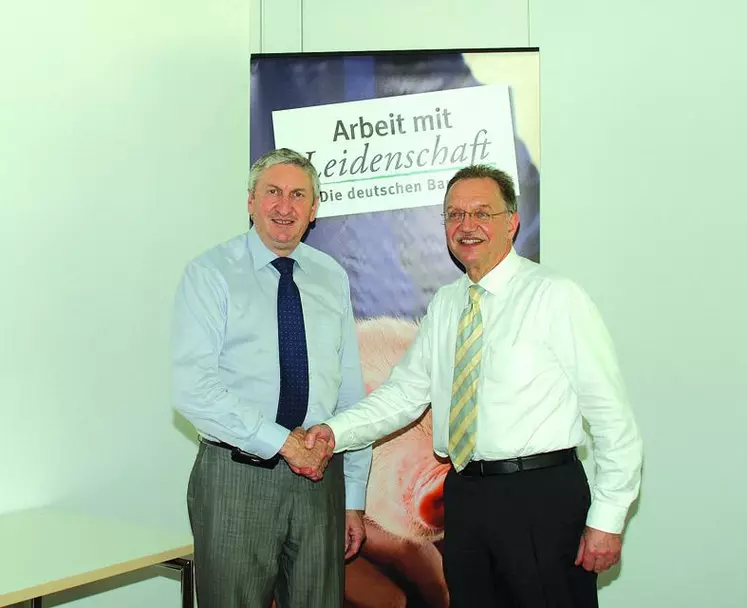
[271,257,309,430]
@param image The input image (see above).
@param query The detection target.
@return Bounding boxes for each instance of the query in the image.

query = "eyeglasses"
[441,210,511,224]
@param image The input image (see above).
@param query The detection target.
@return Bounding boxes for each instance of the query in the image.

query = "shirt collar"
[246,227,308,273]
[461,247,521,295]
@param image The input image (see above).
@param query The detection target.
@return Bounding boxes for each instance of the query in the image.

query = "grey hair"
[248,148,320,201]
[444,164,517,213]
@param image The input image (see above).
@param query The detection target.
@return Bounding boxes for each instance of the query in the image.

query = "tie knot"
[468,284,485,305]
[272,257,295,276]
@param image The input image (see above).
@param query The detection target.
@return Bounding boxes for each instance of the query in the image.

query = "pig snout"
[411,463,450,530]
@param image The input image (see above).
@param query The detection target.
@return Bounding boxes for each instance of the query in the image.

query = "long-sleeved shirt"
[171,227,371,510]
[326,247,642,532]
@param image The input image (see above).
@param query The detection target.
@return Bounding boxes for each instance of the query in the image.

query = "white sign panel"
[271,85,519,218]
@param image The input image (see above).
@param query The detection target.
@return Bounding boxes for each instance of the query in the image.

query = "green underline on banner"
[322,163,497,186]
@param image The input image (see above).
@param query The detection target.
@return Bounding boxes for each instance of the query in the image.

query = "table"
[0,507,194,607]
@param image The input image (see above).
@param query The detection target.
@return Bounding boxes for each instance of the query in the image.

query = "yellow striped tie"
[448,284,485,471]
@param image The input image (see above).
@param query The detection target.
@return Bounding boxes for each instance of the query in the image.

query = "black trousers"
[442,459,598,608]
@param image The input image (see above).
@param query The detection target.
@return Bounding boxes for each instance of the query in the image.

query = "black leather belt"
[201,438,280,469]
[458,448,578,476]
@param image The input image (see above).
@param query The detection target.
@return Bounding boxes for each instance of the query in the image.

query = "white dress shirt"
[327,248,642,533]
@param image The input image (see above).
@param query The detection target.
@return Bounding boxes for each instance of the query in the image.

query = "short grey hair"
[248,148,320,201]
[444,164,517,213]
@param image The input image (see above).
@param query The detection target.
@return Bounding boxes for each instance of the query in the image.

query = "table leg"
[161,557,194,608]
[180,558,194,608]
[30,598,42,608]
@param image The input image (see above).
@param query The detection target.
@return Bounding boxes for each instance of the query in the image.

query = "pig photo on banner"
[250,49,540,608]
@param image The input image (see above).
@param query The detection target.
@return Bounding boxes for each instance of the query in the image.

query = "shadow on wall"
[173,410,199,447]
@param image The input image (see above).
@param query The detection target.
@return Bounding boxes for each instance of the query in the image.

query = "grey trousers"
[187,441,345,608]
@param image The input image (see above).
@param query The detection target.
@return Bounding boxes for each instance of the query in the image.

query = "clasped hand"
[281,425,336,481]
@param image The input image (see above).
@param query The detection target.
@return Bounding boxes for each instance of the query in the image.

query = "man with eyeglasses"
[303,164,643,608]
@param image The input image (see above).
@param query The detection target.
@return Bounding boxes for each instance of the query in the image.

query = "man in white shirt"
[304,164,643,608]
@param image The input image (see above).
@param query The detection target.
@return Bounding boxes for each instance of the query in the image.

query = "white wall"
[257,0,747,606]
[302,0,529,52]
[531,2,747,606]
[1,1,250,606]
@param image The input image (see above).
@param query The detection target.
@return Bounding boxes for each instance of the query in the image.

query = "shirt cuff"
[344,481,367,511]
[585,499,629,534]
[326,418,348,453]
[243,421,290,460]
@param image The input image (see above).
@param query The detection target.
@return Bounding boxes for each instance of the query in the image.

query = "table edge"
[0,543,193,606]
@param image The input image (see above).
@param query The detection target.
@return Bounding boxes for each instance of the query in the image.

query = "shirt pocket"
[307,314,344,402]
[307,314,342,356]
[483,339,547,391]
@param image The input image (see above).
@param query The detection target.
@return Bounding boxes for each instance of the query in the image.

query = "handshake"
[279,424,336,481]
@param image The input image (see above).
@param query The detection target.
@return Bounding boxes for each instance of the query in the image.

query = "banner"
[272,84,519,217]
[251,49,540,608]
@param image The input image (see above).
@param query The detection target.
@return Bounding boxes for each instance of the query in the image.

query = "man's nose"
[276,196,293,213]
[460,213,478,230]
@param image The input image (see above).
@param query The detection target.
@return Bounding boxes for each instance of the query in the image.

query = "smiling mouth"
[271,218,295,226]
[457,237,484,245]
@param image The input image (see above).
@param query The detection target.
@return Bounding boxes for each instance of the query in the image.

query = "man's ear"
[309,197,320,222]
[247,192,255,216]
[509,211,520,238]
